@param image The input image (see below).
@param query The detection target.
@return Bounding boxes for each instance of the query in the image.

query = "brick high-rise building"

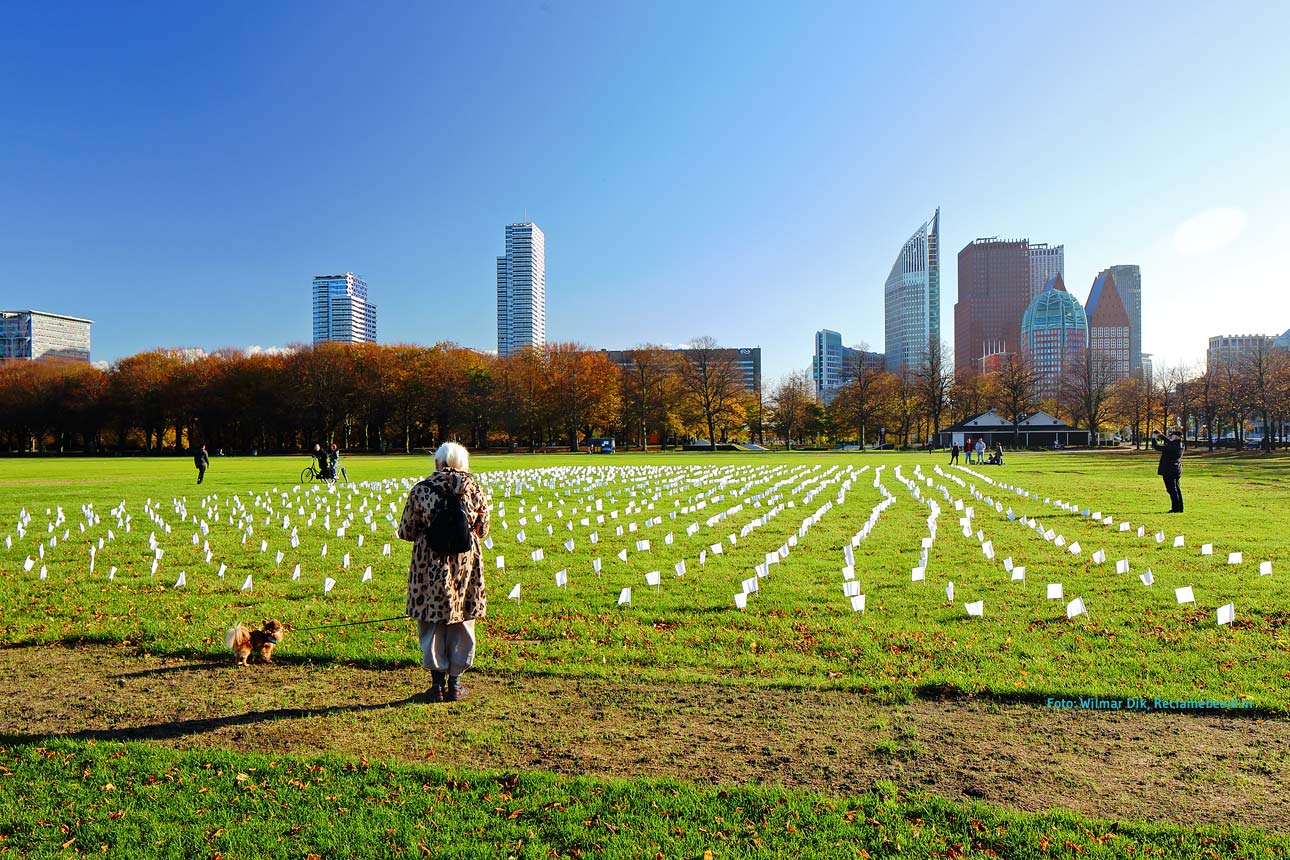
[954,238,1032,374]
[1084,272,1132,381]
[1098,265,1142,375]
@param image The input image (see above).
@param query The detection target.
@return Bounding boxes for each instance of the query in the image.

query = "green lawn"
[1,451,1287,708]
[3,738,1285,859]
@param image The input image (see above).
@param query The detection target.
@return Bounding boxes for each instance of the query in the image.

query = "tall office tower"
[1098,265,1142,374]
[1206,334,1274,373]
[496,222,546,357]
[1084,272,1132,381]
[1029,244,1065,300]
[954,238,1031,373]
[1021,273,1088,399]
[312,273,377,344]
[883,208,940,372]
[812,330,884,405]
[0,310,92,363]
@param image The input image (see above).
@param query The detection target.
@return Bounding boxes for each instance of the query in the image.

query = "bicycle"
[300,461,336,484]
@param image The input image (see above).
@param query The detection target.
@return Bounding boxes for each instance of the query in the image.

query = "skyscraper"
[0,310,92,363]
[1029,244,1065,300]
[312,273,377,344]
[1098,265,1142,375]
[497,222,546,357]
[954,238,1031,374]
[812,330,883,404]
[1021,274,1087,399]
[883,208,940,372]
[1084,272,1132,381]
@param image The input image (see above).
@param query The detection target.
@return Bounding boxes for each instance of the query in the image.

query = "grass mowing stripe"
[2,739,1287,859]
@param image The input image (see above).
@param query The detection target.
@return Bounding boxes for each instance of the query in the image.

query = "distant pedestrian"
[398,442,491,703]
[975,438,986,465]
[950,442,960,465]
[1151,429,1185,513]
[329,443,349,484]
[194,445,209,484]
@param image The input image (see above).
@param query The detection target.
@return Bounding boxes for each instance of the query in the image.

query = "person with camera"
[1151,428,1185,513]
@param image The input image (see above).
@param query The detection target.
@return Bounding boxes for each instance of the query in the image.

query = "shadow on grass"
[0,694,428,746]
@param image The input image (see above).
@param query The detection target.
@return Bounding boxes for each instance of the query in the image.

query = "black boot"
[427,671,446,703]
[445,674,468,702]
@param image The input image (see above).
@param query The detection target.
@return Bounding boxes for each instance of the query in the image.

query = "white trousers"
[416,619,476,676]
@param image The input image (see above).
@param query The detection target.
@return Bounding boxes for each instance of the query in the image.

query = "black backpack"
[426,484,473,555]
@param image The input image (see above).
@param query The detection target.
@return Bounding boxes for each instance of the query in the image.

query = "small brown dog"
[225,619,285,666]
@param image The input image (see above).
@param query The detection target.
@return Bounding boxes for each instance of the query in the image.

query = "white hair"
[434,441,470,471]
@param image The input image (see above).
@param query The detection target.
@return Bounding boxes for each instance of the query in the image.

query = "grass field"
[2,450,1288,856]
[1,451,1286,708]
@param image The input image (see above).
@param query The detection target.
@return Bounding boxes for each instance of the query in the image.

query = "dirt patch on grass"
[3,642,1287,832]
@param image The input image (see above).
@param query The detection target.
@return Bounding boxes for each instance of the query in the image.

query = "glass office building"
[1020,274,1087,399]
[0,310,92,363]
[312,273,377,344]
[884,208,940,372]
[497,222,546,357]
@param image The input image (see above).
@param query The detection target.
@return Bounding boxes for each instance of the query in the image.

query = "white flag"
[645,570,661,587]
[1217,603,1235,626]
[241,574,253,592]
[965,600,984,617]
[674,560,686,577]
[1175,585,1195,604]
[1047,583,1063,600]
[945,581,954,602]
[849,593,866,612]
[1066,596,1087,619]
[362,566,372,582]
[555,569,567,588]
[324,577,336,594]
[173,571,186,588]
[508,582,521,601]
[617,587,631,606]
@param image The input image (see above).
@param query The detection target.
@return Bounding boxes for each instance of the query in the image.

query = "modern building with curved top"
[1021,273,1087,399]
[884,208,940,372]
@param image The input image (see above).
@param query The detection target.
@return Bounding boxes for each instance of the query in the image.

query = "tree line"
[3,336,1288,454]
[0,338,758,454]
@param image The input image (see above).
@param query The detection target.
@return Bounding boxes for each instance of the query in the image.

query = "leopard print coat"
[398,468,491,624]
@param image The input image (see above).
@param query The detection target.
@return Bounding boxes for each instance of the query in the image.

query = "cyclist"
[313,443,333,481]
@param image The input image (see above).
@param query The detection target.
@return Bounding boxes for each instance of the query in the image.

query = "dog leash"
[291,615,408,632]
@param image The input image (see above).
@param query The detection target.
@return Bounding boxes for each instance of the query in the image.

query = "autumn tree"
[619,345,680,450]
[996,354,1039,447]
[915,338,953,447]
[676,336,745,450]
[767,371,814,450]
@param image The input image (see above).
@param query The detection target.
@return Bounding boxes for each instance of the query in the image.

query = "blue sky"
[3,1,1288,382]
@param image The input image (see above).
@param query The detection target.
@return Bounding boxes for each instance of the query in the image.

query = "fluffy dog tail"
[225,622,247,650]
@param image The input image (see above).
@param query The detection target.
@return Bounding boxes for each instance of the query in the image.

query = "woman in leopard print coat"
[397,442,490,702]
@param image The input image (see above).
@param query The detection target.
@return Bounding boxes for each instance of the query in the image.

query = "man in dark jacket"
[194,445,209,485]
[1151,429,1184,512]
